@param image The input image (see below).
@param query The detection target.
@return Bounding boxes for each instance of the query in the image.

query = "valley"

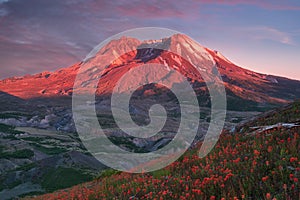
[0,34,299,199]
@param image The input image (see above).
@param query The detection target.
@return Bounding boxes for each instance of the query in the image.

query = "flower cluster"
[30,127,299,200]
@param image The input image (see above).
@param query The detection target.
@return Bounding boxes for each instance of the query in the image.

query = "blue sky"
[0,0,300,79]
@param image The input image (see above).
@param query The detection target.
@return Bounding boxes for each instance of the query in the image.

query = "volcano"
[0,34,300,111]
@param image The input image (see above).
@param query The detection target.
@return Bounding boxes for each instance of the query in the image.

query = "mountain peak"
[0,34,300,108]
[95,36,141,56]
[170,33,191,41]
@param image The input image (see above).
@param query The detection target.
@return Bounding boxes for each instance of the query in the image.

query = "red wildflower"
[262,176,269,182]
[254,150,260,156]
[290,157,298,163]
[283,184,287,190]
[233,157,241,163]
[267,146,273,152]
[185,185,189,191]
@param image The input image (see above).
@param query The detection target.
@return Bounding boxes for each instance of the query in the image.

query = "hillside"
[26,102,300,200]
[236,100,300,133]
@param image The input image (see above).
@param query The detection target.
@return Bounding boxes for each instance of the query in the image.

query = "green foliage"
[97,169,121,179]
[0,112,32,120]
[0,179,23,191]
[35,126,300,200]
[0,123,24,134]
[2,135,17,140]
[225,90,278,112]
[21,137,43,142]
[237,101,300,133]
[0,145,4,152]
[97,114,116,129]
[151,169,171,179]
[0,149,34,159]
[253,101,300,126]
[41,167,93,192]
[15,162,36,171]
[108,136,148,153]
[30,143,67,155]
[18,191,45,198]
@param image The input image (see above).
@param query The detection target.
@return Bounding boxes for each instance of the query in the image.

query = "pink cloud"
[114,0,200,19]
[238,26,294,45]
[198,0,300,10]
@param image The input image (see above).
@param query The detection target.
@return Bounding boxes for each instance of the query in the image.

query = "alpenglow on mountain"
[1,34,300,111]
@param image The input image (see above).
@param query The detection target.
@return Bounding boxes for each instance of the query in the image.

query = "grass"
[151,168,171,179]
[20,101,300,199]
[0,180,23,191]
[255,101,300,125]
[0,149,34,159]
[97,169,121,179]
[108,136,148,153]
[0,123,24,135]
[40,167,94,192]
[19,192,45,198]
[97,114,116,129]
[238,101,300,133]
[0,145,4,152]
[2,134,17,140]
[31,126,299,200]
[29,143,67,155]
[0,112,32,120]
[21,137,44,142]
[15,162,36,171]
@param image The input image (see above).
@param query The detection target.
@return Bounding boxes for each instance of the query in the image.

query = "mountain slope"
[0,63,80,99]
[235,100,300,133]
[0,34,300,111]
[27,101,300,200]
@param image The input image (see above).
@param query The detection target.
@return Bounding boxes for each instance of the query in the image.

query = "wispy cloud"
[0,0,299,79]
[0,0,140,78]
[116,1,184,19]
[0,0,10,4]
[240,26,294,45]
[0,8,8,16]
[199,0,300,11]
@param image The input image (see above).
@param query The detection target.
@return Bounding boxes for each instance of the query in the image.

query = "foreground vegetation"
[28,125,299,200]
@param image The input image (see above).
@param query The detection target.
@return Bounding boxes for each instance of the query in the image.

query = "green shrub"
[41,167,93,192]
[0,149,34,159]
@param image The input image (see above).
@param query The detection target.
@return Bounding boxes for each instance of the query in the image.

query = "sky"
[0,0,300,80]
